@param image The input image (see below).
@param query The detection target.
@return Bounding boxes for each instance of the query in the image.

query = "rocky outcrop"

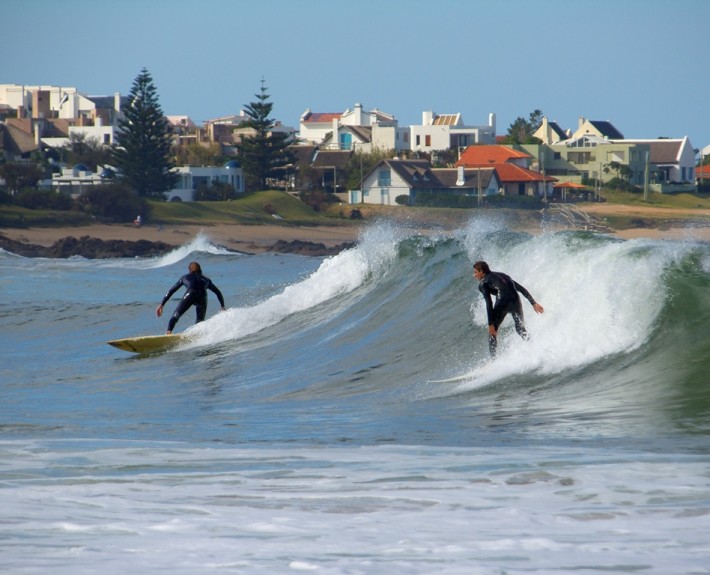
[0,234,176,259]
[266,239,355,256]
[0,234,356,259]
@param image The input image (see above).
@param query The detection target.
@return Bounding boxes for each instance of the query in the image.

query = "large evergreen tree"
[113,68,177,197]
[237,80,295,191]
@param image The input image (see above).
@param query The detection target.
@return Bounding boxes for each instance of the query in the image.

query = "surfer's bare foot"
[166,330,172,334]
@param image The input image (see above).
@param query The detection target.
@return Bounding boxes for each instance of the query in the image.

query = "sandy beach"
[0,222,363,254]
[2,203,709,254]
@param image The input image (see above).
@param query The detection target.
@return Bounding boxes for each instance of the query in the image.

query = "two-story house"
[0,84,127,159]
[409,111,496,153]
[299,103,403,152]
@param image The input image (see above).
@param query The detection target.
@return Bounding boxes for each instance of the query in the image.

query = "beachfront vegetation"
[500,109,544,144]
[236,80,295,192]
[112,68,178,198]
[3,187,708,232]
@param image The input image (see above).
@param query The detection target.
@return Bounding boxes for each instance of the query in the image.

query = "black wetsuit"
[478,271,537,357]
[161,271,225,332]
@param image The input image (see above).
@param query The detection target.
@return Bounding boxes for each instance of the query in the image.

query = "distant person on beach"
[472,260,544,358]
[156,261,226,334]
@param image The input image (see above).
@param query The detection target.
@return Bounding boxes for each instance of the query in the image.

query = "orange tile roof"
[553,181,588,189]
[487,163,545,183]
[456,145,531,166]
[696,165,710,177]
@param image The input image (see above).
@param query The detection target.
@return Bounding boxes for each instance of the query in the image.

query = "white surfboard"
[107,333,187,354]
[428,372,478,384]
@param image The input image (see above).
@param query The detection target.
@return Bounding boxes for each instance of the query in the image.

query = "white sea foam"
[183,224,401,347]
[2,441,708,574]
[454,224,693,390]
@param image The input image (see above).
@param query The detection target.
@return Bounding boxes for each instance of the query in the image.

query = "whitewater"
[1,217,709,574]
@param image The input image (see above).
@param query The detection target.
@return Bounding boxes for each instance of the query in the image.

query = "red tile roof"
[492,163,547,183]
[456,145,531,166]
[553,181,588,189]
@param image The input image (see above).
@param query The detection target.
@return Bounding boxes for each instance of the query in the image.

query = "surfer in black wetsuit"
[472,260,544,358]
[156,261,226,333]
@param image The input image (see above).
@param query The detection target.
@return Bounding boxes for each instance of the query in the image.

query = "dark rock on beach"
[266,239,355,256]
[1,234,355,258]
[0,234,176,259]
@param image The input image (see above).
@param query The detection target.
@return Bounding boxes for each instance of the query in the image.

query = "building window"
[553,152,561,160]
[378,169,391,186]
[425,135,431,147]
[568,151,592,164]
[415,135,420,146]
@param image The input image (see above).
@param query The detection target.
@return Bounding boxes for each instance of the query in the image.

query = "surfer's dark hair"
[188,262,202,274]
[473,261,490,274]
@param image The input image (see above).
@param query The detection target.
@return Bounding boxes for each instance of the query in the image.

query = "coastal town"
[0,82,707,208]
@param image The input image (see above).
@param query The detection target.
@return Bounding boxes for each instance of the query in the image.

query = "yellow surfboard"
[107,333,187,354]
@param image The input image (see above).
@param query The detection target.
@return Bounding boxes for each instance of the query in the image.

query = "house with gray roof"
[352,158,500,205]
[533,117,569,144]
[571,117,625,140]
[622,137,696,190]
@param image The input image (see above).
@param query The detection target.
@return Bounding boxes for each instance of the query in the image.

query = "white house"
[50,163,116,194]
[299,103,402,151]
[168,162,245,202]
[352,159,500,206]
[408,111,496,153]
[621,137,696,184]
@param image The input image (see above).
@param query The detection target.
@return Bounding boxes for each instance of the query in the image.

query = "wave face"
[2,220,710,573]
[1,221,709,449]
[132,220,709,449]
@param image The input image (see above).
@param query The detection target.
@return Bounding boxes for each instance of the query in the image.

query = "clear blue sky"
[6,0,709,150]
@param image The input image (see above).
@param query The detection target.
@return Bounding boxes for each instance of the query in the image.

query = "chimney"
[456,165,465,186]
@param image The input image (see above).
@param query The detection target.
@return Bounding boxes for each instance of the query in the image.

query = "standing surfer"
[472,260,544,358]
[156,261,226,333]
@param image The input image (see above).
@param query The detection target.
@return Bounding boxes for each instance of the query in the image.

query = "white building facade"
[168,163,245,202]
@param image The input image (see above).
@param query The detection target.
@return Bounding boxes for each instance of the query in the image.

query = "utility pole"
[477,166,482,207]
[643,151,650,202]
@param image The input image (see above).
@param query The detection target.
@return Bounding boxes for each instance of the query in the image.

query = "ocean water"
[1,217,709,574]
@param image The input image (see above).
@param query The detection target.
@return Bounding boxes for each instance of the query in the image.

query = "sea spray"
[184,224,402,347]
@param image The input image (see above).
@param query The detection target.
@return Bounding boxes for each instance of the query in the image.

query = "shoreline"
[0,221,364,255]
[1,205,709,257]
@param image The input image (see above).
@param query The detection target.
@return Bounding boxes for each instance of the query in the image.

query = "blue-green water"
[2,219,709,574]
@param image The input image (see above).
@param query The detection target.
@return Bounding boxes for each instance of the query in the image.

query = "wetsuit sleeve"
[160,276,184,306]
[207,280,225,308]
[479,282,495,326]
[513,280,537,306]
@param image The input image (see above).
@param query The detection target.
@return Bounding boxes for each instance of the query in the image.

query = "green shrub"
[76,183,151,223]
[14,188,73,210]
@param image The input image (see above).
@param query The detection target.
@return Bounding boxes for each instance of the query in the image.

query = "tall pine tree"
[237,80,294,191]
[113,68,177,197]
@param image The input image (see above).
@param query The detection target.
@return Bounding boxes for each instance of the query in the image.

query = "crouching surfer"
[472,260,544,358]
